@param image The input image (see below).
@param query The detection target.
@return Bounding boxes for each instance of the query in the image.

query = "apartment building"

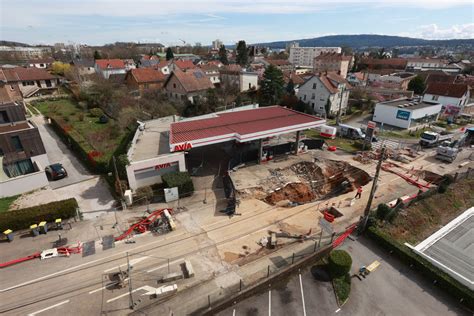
[289,43,341,68]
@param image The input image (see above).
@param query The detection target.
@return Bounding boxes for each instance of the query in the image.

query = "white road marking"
[232,308,236,316]
[268,289,271,316]
[335,308,341,313]
[88,278,129,294]
[27,300,70,315]
[103,257,148,273]
[299,274,307,316]
[0,231,187,293]
[106,286,150,303]
[146,258,184,273]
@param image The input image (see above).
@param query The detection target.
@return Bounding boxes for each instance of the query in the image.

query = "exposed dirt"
[262,159,371,205]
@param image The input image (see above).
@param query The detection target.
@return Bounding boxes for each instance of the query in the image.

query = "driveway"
[31,115,95,189]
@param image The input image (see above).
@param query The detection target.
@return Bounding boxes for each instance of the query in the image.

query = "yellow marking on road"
[366,260,381,272]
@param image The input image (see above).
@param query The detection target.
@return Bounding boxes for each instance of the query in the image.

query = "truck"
[435,134,467,162]
[419,131,453,147]
[338,124,377,142]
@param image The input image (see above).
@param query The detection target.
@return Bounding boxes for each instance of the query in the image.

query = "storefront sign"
[155,163,172,170]
[173,142,193,152]
[396,110,411,121]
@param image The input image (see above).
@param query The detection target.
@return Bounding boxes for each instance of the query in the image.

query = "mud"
[265,183,315,205]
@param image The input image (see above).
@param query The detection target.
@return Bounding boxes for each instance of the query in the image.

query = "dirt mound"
[265,183,315,205]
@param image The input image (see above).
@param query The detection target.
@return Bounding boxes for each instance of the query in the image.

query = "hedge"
[333,273,351,305]
[367,225,474,310]
[328,250,352,278]
[0,198,79,232]
[162,171,194,198]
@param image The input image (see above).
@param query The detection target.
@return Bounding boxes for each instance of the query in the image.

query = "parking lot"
[218,237,469,316]
[32,115,95,189]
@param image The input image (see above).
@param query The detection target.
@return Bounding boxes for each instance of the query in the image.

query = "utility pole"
[336,85,345,125]
[113,155,124,198]
[360,146,386,233]
[127,252,134,309]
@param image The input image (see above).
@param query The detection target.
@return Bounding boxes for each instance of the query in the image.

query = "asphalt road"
[32,115,95,189]
[218,237,469,316]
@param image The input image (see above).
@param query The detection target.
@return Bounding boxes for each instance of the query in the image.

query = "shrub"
[333,273,351,304]
[376,203,391,220]
[0,198,79,232]
[135,186,153,201]
[438,175,454,193]
[78,112,85,121]
[162,171,194,197]
[90,108,104,117]
[328,250,352,277]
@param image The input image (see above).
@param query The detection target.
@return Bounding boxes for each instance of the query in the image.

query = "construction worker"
[355,186,363,199]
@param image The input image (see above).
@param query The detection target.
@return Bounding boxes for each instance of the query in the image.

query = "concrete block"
[161,272,183,283]
[184,260,194,278]
[155,284,177,298]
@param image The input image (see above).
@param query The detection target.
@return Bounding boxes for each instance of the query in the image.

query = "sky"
[0,0,473,46]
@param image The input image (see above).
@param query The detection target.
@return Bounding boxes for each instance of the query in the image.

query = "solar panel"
[102,235,115,250]
[82,240,96,257]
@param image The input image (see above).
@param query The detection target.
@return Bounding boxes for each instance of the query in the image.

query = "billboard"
[396,110,411,121]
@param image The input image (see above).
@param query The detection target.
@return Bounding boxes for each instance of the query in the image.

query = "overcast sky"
[0,0,473,46]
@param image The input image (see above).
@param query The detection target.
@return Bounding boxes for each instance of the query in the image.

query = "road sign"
[319,218,333,234]
[367,121,376,129]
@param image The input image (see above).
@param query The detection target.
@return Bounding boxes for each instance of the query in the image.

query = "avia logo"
[155,163,171,170]
[173,142,193,151]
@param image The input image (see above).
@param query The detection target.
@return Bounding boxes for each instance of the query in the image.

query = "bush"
[328,250,352,278]
[376,203,391,220]
[0,198,79,232]
[90,108,104,117]
[135,186,153,201]
[438,175,454,193]
[367,226,474,310]
[162,171,194,197]
[333,273,351,304]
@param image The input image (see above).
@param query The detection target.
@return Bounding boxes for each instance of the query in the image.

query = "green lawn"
[0,195,19,213]
[33,99,127,164]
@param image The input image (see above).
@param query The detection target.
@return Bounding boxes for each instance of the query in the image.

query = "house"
[0,101,50,197]
[164,69,214,104]
[422,83,470,112]
[347,72,367,87]
[138,55,161,68]
[288,43,341,68]
[283,71,305,93]
[207,60,224,68]
[169,60,196,72]
[125,68,167,95]
[0,80,23,105]
[359,58,407,70]
[373,97,442,129]
[27,57,55,69]
[313,53,353,79]
[261,59,293,72]
[297,72,351,117]
[123,59,137,71]
[199,64,220,85]
[370,72,416,90]
[406,58,456,73]
[94,59,127,79]
[71,59,96,77]
[219,65,258,92]
[0,67,61,98]
[425,73,456,86]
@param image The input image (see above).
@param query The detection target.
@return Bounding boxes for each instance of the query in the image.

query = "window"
[36,81,41,87]
[45,80,52,87]
[144,83,149,89]
[311,93,315,100]
[0,111,9,123]
[5,159,34,177]
[173,83,177,88]
[9,85,14,91]
[303,95,306,101]
[40,63,45,67]
[249,83,252,89]
[431,95,439,101]
[11,136,24,152]
[312,83,316,89]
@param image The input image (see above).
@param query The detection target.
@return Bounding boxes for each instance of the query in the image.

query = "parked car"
[45,163,68,180]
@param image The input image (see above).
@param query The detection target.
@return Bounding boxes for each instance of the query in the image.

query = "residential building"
[27,57,55,69]
[94,59,127,79]
[71,59,96,78]
[0,46,52,59]
[424,73,456,86]
[199,64,220,85]
[156,53,200,62]
[169,60,196,72]
[125,68,167,96]
[0,80,23,105]
[138,55,161,68]
[219,65,258,92]
[358,58,407,70]
[297,72,351,116]
[0,101,50,197]
[164,69,214,103]
[373,97,442,129]
[370,72,416,90]
[288,43,341,68]
[422,83,470,112]
[0,67,61,98]
[347,72,367,87]
[123,59,137,71]
[207,60,224,68]
[261,59,294,72]
[313,53,353,78]
[406,58,458,73]
[212,39,223,50]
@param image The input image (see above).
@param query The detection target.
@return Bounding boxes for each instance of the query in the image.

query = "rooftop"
[95,59,125,70]
[128,68,166,83]
[170,105,324,148]
[424,83,469,98]
[165,68,214,93]
[378,97,440,110]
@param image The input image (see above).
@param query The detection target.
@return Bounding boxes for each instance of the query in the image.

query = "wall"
[423,93,469,110]
[289,47,341,67]
[126,153,186,191]
[0,169,48,197]
[373,104,411,129]
[239,73,258,92]
[30,153,50,170]
[297,76,348,116]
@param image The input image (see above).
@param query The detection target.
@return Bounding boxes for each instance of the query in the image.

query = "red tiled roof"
[208,60,224,67]
[129,68,166,83]
[315,53,352,61]
[424,83,469,98]
[95,59,125,70]
[360,58,407,68]
[199,64,219,73]
[265,59,291,66]
[174,60,196,70]
[1,67,56,81]
[316,72,352,94]
[220,64,242,74]
[425,73,456,85]
[170,106,324,146]
[165,68,214,93]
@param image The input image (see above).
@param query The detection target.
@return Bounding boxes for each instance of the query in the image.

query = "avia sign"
[155,163,172,170]
[173,142,193,152]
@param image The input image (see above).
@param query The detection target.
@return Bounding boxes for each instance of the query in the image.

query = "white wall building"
[297,72,351,117]
[373,98,442,129]
[289,43,341,68]
[422,83,470,113]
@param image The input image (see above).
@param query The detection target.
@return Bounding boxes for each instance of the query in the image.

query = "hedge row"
[367,225,474,310]
[162,171,194,198]
[328,250,353,277]
[0,198,79,232]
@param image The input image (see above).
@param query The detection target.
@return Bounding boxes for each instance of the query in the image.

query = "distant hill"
[0,40,32,47]
[255,34,474,49]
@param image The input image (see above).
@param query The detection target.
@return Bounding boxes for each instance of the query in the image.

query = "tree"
[408,75,426,95]
[51,61,71,76]
[286,79,295,95]
[259,64,285,106]
[218,45,229,65]
[341,45,353,56]
[236,40,248,66]
[325,99,331,118]
[93,50,102,60]
[166,47,174,61]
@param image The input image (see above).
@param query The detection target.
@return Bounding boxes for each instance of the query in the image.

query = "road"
[218,237,469,316]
